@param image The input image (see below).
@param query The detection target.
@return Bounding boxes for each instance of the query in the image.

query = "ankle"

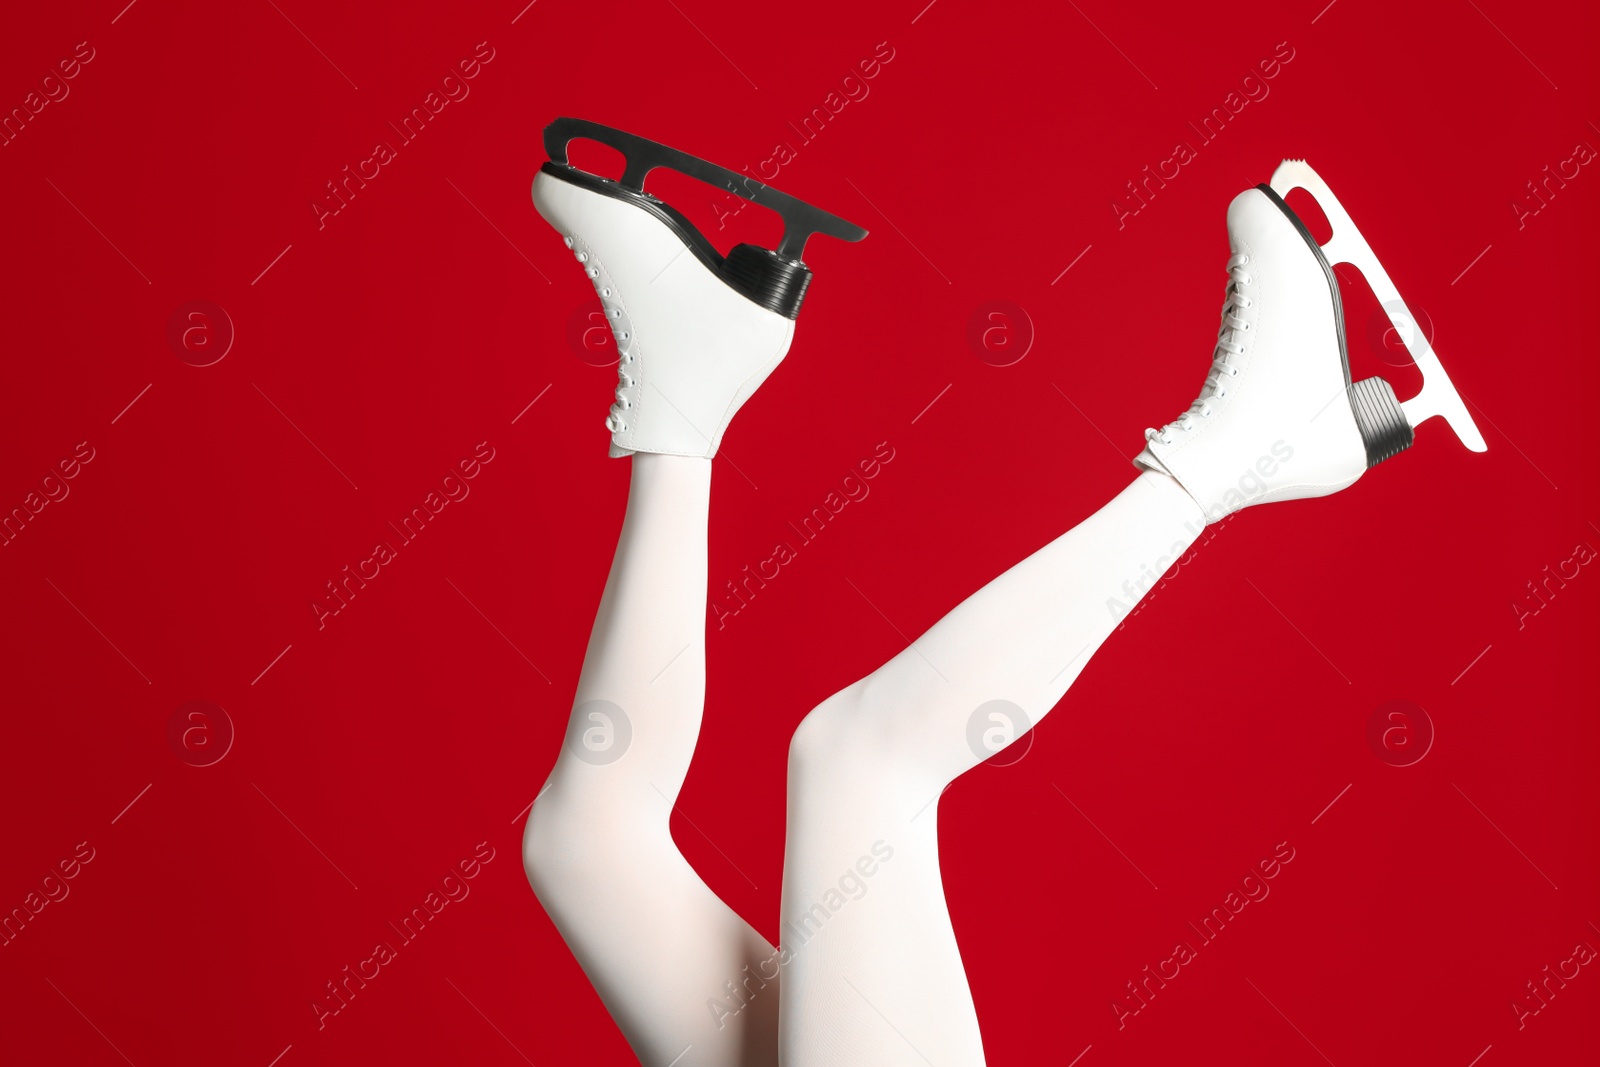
[1134,468,1207,526]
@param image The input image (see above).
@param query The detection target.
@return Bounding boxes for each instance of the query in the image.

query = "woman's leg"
[524,454,778,1067]
[779,471,1205,1065]
[777,168,1465,1063]
[522,117,862,1065]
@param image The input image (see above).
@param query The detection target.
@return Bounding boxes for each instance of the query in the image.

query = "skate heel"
[539,117,867,318]
[1269,160,1488,455]
[1347,377,1414,467]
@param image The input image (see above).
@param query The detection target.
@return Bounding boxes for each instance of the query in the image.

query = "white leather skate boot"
[533,118,867,458]
[1136,162,1486,522]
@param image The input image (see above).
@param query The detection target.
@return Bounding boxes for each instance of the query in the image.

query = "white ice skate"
[1136,160,1486,521]
[533,118,867,458]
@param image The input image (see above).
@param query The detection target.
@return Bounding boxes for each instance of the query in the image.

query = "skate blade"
[543,117,867,262]
[1269,160,1488,453]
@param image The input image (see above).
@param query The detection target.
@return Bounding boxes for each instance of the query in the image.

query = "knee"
[788,688,847,773]
[787,683,891,783]
[520,793,566,895]
[788,678,977,795]
[522,783,646,899]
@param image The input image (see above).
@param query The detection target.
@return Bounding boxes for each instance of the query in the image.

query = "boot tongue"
[1133,447,1173,476]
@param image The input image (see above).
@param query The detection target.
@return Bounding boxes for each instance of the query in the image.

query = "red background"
[1,1,1596,1064]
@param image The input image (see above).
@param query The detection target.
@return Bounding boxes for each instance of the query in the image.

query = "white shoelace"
[1145,253,1252,446]
[605,361,633,432]
[604,313,634,433]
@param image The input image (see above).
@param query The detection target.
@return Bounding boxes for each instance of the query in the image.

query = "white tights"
[523,453,1206,1066]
